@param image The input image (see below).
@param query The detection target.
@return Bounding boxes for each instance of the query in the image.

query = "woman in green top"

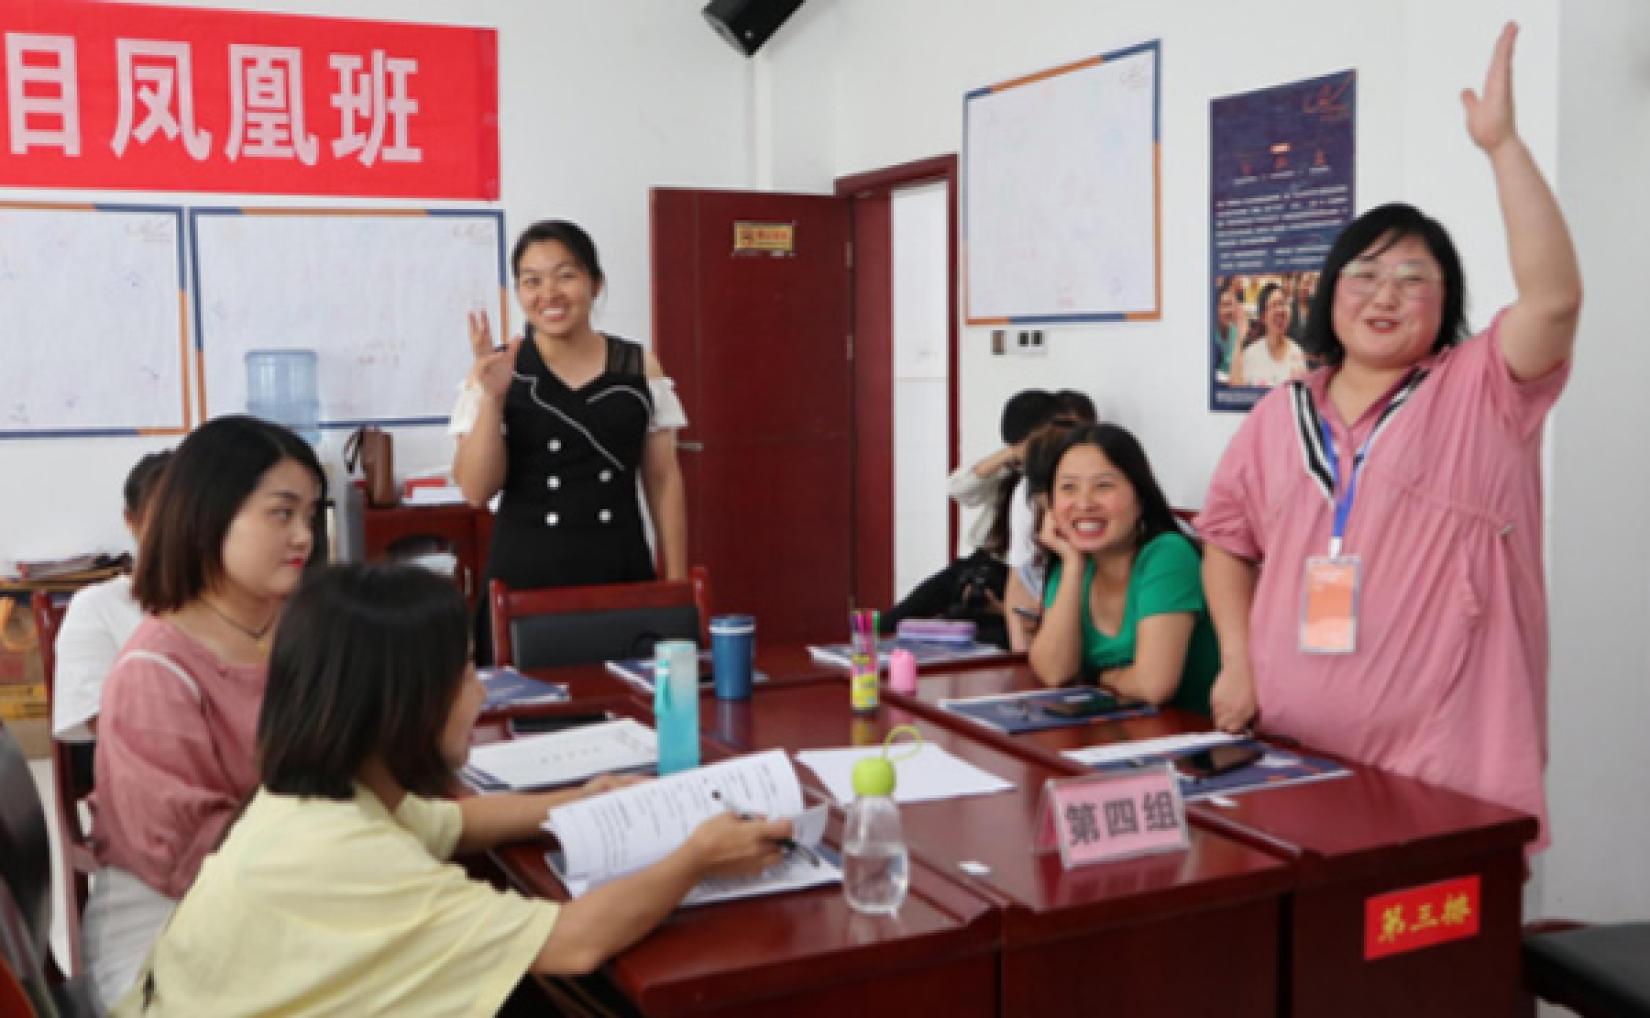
[1026,424,1220,714]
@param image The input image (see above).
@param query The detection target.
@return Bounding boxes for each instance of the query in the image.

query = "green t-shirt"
[1042,531,1220,715]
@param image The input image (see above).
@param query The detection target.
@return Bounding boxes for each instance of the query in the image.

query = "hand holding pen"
[710,789,815,866]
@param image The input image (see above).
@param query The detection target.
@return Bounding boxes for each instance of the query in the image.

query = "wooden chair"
[29,592,97,978]
[1523,919,1650,1016]
[0,718,97,1016]
[490,567,712,670]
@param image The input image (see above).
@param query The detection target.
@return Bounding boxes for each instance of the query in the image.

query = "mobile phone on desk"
[508,712,613,738]
[1174,744,1264,781]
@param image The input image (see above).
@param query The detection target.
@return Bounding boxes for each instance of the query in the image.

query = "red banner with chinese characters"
[1364,875,1481,961]
[0,1,498,199]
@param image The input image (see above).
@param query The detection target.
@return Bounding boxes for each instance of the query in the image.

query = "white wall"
[1,0,752,563]
[760,0,1559,512]
[1544,0,1650,921]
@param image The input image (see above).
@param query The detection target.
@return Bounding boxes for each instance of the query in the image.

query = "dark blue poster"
[1209,70,1355,412]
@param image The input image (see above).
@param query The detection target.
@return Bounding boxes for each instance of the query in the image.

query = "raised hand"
[1461,21,1518,154]
[468,309,520,400]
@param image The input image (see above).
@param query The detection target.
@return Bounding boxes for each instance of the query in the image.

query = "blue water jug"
[246,349,320,445]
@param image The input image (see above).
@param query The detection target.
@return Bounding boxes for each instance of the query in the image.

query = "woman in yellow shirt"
[117,563,788,1017]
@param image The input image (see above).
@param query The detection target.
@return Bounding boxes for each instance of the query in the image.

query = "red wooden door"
[651,189,854,644]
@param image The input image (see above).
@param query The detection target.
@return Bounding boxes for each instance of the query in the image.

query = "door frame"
[835,154,960,609]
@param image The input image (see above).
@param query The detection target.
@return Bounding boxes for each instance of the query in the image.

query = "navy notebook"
[940,688,1158,734]
[1085,738,1350,800]
[478,667,570,710]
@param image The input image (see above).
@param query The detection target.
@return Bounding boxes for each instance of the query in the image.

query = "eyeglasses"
[1338,261,1441,300]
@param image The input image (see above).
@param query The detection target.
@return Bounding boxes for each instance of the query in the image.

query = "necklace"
[200,598,276,641]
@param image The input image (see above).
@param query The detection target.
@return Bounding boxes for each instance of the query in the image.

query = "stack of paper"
[793,743,1014,805]
[543,749,839,907]
[463,717,656,791]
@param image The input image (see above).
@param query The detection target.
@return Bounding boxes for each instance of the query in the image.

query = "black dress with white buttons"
[483,333,657,620]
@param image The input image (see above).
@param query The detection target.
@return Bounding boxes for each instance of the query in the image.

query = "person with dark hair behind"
[944,388,1056,559]
[1198,24,1581,854]
[114,563,789,1017]
[451,220,689,662]
[53,448,173,744]
[1026,424,1218,713]
[881,389,1062,647]
[85,416,325,1008]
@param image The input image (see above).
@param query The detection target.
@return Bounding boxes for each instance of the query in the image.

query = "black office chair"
[0,719,98,1017]
[489,567,712,670]
[1524,921,1650,1016]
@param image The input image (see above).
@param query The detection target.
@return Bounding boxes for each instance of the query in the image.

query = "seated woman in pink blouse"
[1197,24,1581,854]
[85,415,325,1006]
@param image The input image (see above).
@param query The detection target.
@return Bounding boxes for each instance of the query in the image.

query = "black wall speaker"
[702,0,807,57]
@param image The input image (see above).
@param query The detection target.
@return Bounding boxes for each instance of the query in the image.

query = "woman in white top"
[53,449,171,744]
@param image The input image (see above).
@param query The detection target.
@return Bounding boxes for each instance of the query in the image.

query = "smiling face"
[515,239,599,340]
[1051,444,1141,558]
[216,457,320,605]
[1331,233,1445,372]
[1262,286,1292,339]
[1217,286,1238,328]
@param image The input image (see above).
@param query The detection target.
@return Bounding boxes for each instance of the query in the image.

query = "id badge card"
[1300,555,1360,654]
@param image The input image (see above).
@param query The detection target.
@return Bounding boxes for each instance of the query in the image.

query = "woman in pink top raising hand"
[85,415,325,1006]
[1197,22,1581,854]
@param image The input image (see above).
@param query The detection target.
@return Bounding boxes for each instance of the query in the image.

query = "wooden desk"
[694,680,1292,1017]
[895,664,1539,1018]
[479,699,1000,1018]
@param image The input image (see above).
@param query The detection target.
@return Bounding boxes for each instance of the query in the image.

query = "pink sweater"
[91,617,266,897]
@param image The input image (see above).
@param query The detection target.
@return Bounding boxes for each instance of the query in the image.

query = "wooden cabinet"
[360,503,493,610]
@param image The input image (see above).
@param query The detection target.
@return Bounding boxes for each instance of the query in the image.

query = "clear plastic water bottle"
[843,753,909,915]
[245,349,321,445]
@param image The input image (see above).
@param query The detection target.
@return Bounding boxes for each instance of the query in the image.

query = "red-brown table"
[893,662,1539,1017]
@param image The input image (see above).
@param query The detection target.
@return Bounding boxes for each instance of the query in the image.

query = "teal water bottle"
[653,640,700,775]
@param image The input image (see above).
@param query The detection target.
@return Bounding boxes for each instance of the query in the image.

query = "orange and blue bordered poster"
[1364,875,1481,960]
[1036,765,1189,868]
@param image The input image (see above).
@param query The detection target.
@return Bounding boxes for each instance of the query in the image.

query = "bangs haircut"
[511,219,604,287]
[260,563,471,801]
[1031,423,1186,548]
[133,415,324,614]
[1302,202,1468,367]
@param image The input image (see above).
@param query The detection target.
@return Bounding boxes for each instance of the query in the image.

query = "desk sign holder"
[1035,764,1189,868]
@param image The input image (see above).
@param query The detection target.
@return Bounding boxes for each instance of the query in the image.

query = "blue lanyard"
[1317,415,1371,558]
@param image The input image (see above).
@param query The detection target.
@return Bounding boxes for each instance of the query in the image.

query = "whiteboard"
[0,204,189,437]
[964,41,1160,324]
[191,209,505,427]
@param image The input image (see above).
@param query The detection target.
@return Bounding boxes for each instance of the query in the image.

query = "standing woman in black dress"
[450,221,688,660]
